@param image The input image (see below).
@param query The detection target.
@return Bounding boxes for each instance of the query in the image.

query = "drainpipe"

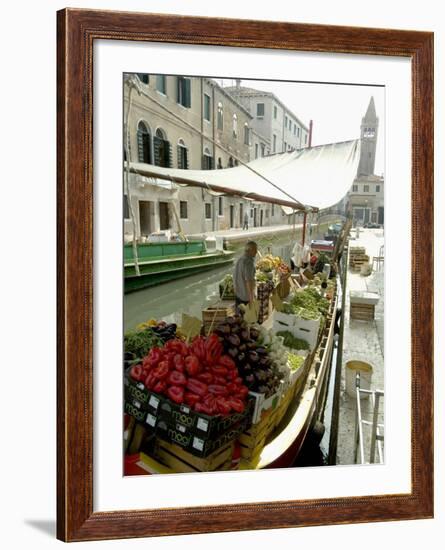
[308,120,313,147]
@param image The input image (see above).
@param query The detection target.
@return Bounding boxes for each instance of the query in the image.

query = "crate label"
[192,437,205,452]
[171,411,193,427]
[149,395,160,410]
[136,382,145,390]
[179,404,191,414]
[176,423,187,434]
[145,413,156,428]
[197,417,209,433]
[133,400,141,409]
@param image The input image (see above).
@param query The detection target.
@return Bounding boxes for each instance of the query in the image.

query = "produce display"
[256,254,281,273]
[129,334,250,415]
[124,328,164,359]
[214,316,284,397]
[281,287,330,320]
[276,330,310,351]
[219,274,235,298]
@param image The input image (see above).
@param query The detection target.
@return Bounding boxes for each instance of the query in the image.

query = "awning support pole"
[302,211,307,246]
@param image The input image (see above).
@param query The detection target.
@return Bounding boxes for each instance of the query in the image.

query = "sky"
[218,78,385,177]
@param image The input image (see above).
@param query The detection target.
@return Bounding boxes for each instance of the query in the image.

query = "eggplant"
[243,364,252,373]
[220,324,232,335]
[250,328,260,340]
[228,334,241,347]
[248,351,259,364]
[256,347,267,356]
[240,329,249,341]
[238,343,247,352]
[228,347,238,358]
[246,341,257,350]
[237,352,246,364]
[226,316,236,325]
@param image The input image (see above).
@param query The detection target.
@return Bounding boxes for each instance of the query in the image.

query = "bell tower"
[357,97,378,176]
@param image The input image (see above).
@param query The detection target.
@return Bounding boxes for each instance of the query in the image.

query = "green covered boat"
[124,240,235,293]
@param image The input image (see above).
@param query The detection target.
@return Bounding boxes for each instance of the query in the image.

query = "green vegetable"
[276,331,310,351]
[124,328,163,359]
[288,354,305,371]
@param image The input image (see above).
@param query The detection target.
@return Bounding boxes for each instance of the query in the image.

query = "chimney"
[308,120,313,147]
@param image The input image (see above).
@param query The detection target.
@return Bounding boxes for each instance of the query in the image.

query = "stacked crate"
[202,302,234,335]
[349,246,369,272]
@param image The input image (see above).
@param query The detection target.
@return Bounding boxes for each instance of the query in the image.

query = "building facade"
[347,97,385,226]
[224,83,310,154]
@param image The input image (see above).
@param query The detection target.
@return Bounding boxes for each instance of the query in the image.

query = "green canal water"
[124,224,331,331]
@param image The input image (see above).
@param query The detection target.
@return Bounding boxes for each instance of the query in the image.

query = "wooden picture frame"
[57,8,434,542]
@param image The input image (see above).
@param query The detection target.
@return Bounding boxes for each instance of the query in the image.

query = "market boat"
[124,240,235,293]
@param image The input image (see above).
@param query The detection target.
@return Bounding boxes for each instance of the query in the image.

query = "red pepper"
[204,334,223,365]
[184,392,201,407]
[185,355,201,376]
[144,371,157,390]
[153,380,167,394]
[167,385,185,404]
[211,365,229,377]
[213,375,227,386]
[216,396,232,415]
[226,369,237,381]
[129,365,143,381]
[142,355,158,370]
[191,336,207,362]
[186,378,208,397]
[194,402,207,413]
[234,385,249,398]
[219,355,236,370]
[228,397,245,413]
[226,382,238,394]
[152,361,169,380]
[148,347,162,364]
[197,372,214,384]
[208,384,228,396]
[202,394,217,415]
[167,370,187,386]
[234,377,243,386]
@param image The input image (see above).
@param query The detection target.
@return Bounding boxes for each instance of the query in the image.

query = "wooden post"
[301,211,307,246]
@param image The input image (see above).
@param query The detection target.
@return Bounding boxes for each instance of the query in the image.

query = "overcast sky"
[218,78,385,176]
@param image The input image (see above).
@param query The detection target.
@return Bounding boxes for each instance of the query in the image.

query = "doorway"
[159,202,170,230]
[378,206,384,225]
[139,201,153,236]
[253,208,257,227]
[260,209,264,227]
[239,203,243,227]
[230,205,235,228]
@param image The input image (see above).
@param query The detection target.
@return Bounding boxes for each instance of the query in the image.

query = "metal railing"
[354,373,384,464]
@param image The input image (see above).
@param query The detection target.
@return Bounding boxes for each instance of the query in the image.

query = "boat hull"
[124,250,235,293]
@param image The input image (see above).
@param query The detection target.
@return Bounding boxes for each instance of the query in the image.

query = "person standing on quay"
[243,211,249,230]
[233,241,257,312]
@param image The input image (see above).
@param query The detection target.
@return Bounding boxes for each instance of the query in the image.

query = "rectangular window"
[289,119,292,130]
[179,201,188,219]
[177,77,191,108]
[156,75,166,94]
[352,185,358,192]
[271,204,275,216]
[204,94,211,121]
[293,124,296,135]
[205,203,212,219]
[244,126,250,145]
[255,143,259,159]
[273,134,277,152]
[123,195,130,219]
[136,73,149,84]
[177,145,188,169]
[283,142,287,152]
[376,185,380,192]
[274,105,277,119]
[250,209,253,219]
[256,103,265,117]
[364,185,369,192]
[218,196,223,216]
[261,144,265,157]
[284,115,288,127]
[297,127,300,137]
[203,154,214,170]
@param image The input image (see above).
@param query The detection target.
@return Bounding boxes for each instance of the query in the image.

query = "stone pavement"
[337,228,385,465]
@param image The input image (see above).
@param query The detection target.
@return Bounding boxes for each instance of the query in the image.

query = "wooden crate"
[154,438,235,473]
[202,302,235,334]
[350,302,375,321]
[238,406,277,461]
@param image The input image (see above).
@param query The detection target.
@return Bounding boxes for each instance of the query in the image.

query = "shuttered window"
[156,75,166,94]
[256,103,265,117]
[204,94,211,121]
[177,77,191,108]
[154,129,172,167]
[177,140,189,169]
[136,73,149,84]
[137,122,151,163]
[179,201,188,219]
[205,203,212,219]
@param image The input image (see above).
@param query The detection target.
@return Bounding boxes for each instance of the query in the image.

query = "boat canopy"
[128,139,360,212]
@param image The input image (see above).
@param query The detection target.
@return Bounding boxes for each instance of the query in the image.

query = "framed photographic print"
[57,8,434,542]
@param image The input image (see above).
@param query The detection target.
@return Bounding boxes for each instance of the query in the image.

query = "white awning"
[128,139,360,211]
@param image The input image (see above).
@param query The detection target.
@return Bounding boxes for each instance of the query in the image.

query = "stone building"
[224,82,310,154]
[123,74,305,239]
[347,97,385,226]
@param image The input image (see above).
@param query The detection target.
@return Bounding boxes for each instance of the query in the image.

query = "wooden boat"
[124,240,235,293]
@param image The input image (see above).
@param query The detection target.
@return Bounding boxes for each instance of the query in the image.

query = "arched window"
[244,123,250,145]
[217,102,224,130]
[232,114,238,138]
[137,121,151,163]
[177,139,189,169]
[154,128,171,167]
[228,156,234,168]
[203,146,214,170]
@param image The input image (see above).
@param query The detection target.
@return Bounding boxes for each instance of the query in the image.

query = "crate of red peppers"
[126,334,253,440]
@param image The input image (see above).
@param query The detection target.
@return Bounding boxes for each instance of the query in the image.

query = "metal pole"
[369,391,381,463]
[301,211,307,246]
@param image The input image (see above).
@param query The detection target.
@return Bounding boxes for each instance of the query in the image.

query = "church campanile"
[357,96,379,176]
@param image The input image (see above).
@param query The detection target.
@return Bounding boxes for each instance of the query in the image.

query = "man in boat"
[233,241,257,312]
